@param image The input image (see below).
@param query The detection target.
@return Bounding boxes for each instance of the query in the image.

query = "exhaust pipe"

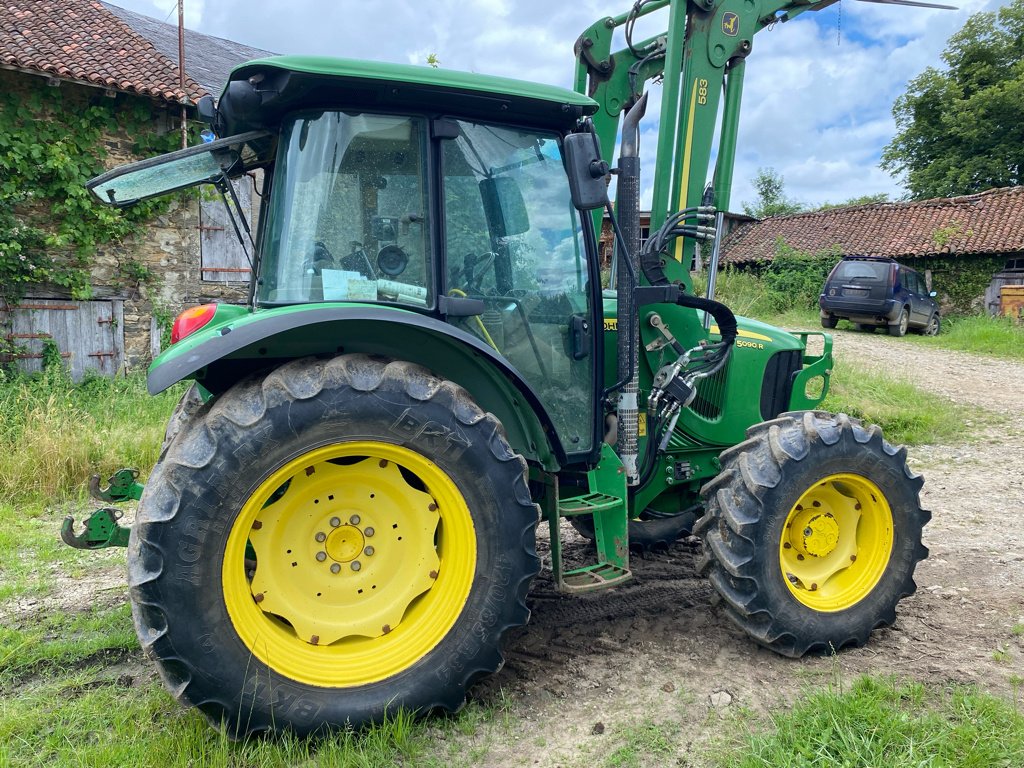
[615,93,648,486]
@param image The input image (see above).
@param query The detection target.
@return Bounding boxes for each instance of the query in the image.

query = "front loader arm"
[575,0,837,287]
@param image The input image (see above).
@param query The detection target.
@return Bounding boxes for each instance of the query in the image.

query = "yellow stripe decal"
[673,79,700,263]
[711,325,774,343]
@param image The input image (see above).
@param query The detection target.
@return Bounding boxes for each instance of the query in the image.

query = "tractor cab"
[89,57,606,461]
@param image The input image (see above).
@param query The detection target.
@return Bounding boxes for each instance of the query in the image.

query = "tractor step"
[542,444,631,594]
[561,563,632,594]
[558,492,622,517]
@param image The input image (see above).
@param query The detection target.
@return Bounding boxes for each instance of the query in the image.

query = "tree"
[881,0,1024,199]
[742,167,803,218]
[815,193,889,211]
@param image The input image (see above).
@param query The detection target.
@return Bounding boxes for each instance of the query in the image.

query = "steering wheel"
[302,241,334,276]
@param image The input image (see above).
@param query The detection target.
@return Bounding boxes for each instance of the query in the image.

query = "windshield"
[258,113,430,306]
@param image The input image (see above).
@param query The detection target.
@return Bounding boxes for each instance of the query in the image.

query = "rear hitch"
[61,508,131,549]
[89,468,144,503]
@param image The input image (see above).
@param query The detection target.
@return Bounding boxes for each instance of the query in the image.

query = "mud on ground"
[462,328,1024,766]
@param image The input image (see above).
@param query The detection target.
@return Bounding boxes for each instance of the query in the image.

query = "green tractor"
[69,0,934,737]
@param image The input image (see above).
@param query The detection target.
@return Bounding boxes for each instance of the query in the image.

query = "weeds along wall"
[723,237,1009,316]
[0,69,248,372]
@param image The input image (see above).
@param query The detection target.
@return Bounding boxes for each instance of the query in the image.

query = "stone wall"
[5,69,249,372]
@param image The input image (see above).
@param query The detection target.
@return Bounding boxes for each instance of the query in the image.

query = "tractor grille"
[760,350,802,420]
[693,365,727,420]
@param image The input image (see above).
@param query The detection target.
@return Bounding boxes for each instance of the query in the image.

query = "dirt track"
[465,328,1024,766]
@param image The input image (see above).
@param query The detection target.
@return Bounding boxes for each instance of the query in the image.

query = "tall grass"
[711,676,1024,768]
[907,313,1024,361]
[0,367,182,504]
[822,357,988,446]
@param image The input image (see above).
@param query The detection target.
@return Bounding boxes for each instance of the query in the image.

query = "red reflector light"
[170,304,218,344]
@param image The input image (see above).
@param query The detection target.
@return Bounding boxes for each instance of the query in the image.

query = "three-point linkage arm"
[575,0,954,290]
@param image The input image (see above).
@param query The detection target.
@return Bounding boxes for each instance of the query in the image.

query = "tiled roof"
[721,186,1024,265]
[102,2,274,96]
[1,0,205,102]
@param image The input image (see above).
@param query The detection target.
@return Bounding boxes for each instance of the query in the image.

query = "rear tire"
[820,315,838,329]
[131,355,539,736]
[695,411,929,658]
[888,309,909,337]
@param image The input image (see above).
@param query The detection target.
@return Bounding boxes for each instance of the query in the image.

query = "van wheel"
[888,309,909,337]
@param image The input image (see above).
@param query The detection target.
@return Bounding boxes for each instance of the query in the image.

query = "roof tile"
[722,187,1024,264]
[1,0,205,102]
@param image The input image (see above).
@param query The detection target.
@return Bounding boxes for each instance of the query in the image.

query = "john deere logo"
[722,12,739,36]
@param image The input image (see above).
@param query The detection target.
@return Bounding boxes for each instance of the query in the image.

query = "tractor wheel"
[130,355,539,737]
[888,309,910,337]
[159,382,207,458]
[570,507,698,552]
[694,411,929,658]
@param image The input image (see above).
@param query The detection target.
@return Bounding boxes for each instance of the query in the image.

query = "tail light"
[170,304,218,344]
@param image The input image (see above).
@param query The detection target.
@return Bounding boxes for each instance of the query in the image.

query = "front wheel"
[130,355,539,737]
[695,411,929,657]
[921,313,940,336]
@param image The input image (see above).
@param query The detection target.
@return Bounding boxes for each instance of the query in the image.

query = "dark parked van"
[819,257,940,337]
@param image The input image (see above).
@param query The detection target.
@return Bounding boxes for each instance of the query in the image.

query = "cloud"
[104,0,1015,211]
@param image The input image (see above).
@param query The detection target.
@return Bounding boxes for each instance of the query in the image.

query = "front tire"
[695,411,929,658]
[130,355,539,736]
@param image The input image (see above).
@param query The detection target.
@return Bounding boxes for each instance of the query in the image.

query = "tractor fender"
[148,304,563,467]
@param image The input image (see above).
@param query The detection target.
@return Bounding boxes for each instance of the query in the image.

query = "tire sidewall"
[750,437,921,646]
[134,370,535,734]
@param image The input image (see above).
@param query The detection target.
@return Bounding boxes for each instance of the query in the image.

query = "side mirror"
[480,177,529,238]
[929,291,937,298]
[196,95,217,127]
[563,132,609,211]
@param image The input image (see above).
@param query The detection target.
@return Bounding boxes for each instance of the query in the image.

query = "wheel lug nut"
[349,514,361,525]
[330,563,341,574]
[803,527,813,537]
[351,561,361,571]
[364,546,374,556]
[330,517,341,527]
[316,551,327,562]
[315,532,327,543]
[364,527,374,537]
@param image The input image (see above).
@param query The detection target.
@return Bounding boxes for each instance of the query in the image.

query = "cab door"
[440,121,598,459]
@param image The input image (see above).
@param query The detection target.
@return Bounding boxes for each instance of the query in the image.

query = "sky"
[108,0,1007,211]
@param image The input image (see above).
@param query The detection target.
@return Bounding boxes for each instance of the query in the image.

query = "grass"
[699,266,1024,362]
[821,357,990,446]
[709,676,1024,768]
[889,313,1024,362]
[0,367,182,504]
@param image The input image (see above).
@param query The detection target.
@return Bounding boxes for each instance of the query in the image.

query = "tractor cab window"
[443,122,594,454]
[259,113,430,306]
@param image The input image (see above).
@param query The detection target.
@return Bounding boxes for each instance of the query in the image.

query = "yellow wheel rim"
[222,442,476,687]
[779,473,893,612]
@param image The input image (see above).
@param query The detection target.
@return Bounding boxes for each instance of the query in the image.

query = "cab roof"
[223,56,598,132]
